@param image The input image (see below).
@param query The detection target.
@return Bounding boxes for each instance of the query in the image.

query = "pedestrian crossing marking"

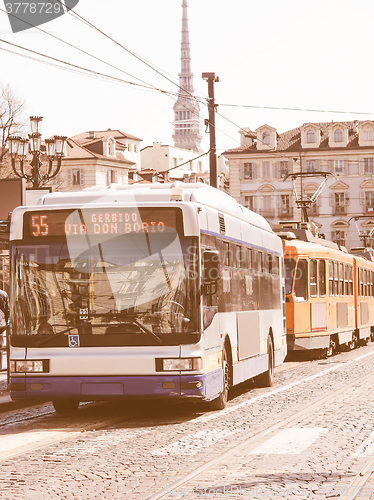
[151,428,234,456]
[249,427,329,455]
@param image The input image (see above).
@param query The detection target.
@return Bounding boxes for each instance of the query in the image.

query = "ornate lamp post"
[8,116,67,188]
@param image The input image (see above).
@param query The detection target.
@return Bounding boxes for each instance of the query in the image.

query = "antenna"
[348,215,374,248]
[284,171,336,222]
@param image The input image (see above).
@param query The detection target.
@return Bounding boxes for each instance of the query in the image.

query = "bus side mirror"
[202,249,220,295]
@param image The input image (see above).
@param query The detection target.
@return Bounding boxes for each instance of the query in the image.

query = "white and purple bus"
[8,182,286,412]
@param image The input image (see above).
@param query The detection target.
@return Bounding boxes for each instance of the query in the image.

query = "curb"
[0,392,38,413]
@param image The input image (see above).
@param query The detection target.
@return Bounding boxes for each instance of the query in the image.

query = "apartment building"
[224,120,374,249]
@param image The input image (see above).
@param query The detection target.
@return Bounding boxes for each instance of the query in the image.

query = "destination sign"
[23,208,181,239]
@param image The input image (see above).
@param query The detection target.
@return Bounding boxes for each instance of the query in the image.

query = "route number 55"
[31,215,49,237]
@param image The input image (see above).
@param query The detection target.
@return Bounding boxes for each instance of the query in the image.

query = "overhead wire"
[46,0,238,144]
[2,3,371,157]
[219,102,374,116]
[0,38,189,98]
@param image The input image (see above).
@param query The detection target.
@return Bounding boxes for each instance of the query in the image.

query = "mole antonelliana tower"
[172,0,202,153]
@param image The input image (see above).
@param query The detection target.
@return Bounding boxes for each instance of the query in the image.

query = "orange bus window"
[349,266,353,296]
[294,259,308,301]
[329,261,334,296]
[339,263,344,296]
[310,259,317,297]
[319,260,326,296]
[285,259,296,295]
[334,262,339,295]
[344,265,349,295]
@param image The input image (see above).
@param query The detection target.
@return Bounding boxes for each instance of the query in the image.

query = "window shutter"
[67,169,72,186]
[344,193,350,206]
[359,161,365,176]
[80,169,84,186]
[253,164,259,180]
[343,160,348,176]
[329,192,335,206]
[107,170,111,186]
[360,191,365,205]
[329,160,334,173]
[252,195,257,211]
[273,162,280,179]
[239,164,244,181]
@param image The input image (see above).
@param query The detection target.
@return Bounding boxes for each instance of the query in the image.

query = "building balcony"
[333,206,347,216]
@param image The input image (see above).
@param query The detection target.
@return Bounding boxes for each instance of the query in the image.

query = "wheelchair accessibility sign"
[68,335,80,347]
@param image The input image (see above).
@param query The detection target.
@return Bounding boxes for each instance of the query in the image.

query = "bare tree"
[0,84,27,166]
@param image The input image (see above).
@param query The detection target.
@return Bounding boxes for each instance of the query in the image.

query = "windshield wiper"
[92,311,163,344]
[132,318,163,344]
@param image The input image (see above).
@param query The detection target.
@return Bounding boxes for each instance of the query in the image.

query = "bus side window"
[319,260,326,297]
[273,255,280,275]
[268,253,272,274]
[224,242,230,267]
[294,259,308,301]
[252,250,258,272]
[247,248,252,269]
[310,259,317,297]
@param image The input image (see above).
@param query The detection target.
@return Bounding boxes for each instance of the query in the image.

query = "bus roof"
[36,182,273,233]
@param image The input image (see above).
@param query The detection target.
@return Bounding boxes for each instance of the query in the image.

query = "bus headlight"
[10,360,49,373]
[157,358,202,371]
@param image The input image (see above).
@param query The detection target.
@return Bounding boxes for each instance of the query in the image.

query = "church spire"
[172,0,202,152]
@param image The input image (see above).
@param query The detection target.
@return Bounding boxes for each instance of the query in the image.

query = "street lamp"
[8,116,67,188]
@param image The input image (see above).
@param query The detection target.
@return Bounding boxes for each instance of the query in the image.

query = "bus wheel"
[209,347,230,411]
[256,336,274,387]
[52,399,79,414]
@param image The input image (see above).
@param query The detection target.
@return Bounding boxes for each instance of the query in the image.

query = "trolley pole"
[202,72,219,188]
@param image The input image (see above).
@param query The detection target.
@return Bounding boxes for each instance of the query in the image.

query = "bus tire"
[256,336,274,388]
[209,347,230,411]
[52,399,79,414]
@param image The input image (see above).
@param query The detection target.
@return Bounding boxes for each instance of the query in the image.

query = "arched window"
[334,129,343,142]
[262,132,270,145]
[306,130,315,143]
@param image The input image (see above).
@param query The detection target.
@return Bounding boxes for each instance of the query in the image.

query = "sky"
[0,0,374,156]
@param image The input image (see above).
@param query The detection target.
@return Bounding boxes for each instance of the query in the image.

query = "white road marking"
[151,428,234,456]
[249,427,328,455]
[0,429,78,461]
[195,350,374,424]
[352,430,374,457]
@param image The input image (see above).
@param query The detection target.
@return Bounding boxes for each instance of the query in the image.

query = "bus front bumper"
[9,370,223,402]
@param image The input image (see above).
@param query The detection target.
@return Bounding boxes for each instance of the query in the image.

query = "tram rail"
[146,356,374,500]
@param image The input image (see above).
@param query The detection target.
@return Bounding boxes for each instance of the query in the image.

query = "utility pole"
[202,72,219,188]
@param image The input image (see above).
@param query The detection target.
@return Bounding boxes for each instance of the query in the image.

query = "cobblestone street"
[1,344,374,499]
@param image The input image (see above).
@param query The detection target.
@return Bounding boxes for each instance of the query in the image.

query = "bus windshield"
[11,232,198,338]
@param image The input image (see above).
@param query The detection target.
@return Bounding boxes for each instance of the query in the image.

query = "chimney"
[88,131,95,139]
